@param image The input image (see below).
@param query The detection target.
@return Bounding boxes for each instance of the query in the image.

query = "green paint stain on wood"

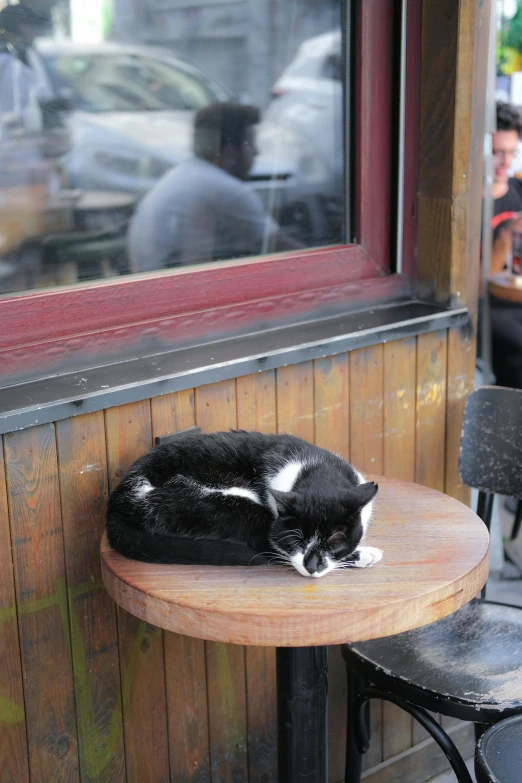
[0,689,24,723]
[0,576,163,781]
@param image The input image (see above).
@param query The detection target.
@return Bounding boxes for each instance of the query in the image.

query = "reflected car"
[31,39,338,245]
[266,29,344,228]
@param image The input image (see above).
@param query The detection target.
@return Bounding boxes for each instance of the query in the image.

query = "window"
[0,0,416,383]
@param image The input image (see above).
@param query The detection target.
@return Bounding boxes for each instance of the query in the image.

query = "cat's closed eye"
[328,531,356,559]
[329,531,347,546]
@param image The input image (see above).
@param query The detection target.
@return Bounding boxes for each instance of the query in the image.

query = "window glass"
[0,0,345,293]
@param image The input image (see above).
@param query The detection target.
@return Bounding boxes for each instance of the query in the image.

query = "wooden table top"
[100,477,489,647]
[488,272,522,303]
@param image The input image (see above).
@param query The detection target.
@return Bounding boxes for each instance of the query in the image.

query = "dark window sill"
[0,300,469,435]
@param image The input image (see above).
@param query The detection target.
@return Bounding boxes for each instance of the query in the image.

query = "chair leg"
[345,670,368,783]
[356,687,474,783]
[511,500,522,541]
[474,722,489,742]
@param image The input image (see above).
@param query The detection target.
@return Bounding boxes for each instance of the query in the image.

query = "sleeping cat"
[106,430,382,578]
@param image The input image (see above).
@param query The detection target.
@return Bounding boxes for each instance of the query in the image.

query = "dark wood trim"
[401,0,422,283]
[355,0,394,265]
[0,0,399,383]
[1,267,407,379]
[443,0,491,503]
[416,0,459,304]
[0,246,371,354]
[416,0,489,311]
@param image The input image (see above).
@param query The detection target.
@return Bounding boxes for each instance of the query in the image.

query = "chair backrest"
[459,386,522,499]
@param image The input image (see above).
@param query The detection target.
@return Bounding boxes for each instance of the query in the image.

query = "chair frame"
[343,387,522,783]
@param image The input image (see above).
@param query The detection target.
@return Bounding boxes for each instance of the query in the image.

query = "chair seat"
[343,600,522,722]
[475,713,522,782]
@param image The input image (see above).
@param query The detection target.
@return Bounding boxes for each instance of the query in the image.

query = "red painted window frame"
[0,0,420,380]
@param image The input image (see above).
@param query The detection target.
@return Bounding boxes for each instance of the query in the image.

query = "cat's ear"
[347,481,378,512]
[270,489,297,515]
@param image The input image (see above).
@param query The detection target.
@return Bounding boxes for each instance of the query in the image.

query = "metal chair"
[342,386,522,783]
[509,499,522,542]
[475,713,522,782]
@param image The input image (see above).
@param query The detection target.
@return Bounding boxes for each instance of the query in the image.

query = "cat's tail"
[106,521,270,566]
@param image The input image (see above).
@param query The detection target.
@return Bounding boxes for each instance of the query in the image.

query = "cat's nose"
[304,551,325,575]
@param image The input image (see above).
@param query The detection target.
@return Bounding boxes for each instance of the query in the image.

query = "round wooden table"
[488,272,522,303]
[101,477,489,783]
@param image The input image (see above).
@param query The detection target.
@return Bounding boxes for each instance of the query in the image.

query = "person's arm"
[266,230,304,253]
[490,213,522,274]
[231,188,305,256]
[491,226,512,275]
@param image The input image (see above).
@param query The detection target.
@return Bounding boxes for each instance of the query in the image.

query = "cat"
[106,430,382,578]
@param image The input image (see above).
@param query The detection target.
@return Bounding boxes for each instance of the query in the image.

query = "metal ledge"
[0,301,469,434]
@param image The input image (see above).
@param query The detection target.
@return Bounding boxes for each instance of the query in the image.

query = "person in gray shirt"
[128,102,301,271]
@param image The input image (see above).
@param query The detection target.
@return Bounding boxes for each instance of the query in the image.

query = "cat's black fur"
[106,430,378,575]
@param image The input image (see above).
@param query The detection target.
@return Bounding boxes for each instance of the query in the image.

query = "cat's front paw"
[351,546,383,568]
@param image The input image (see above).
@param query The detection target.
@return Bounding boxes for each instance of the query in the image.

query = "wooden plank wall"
[0,329,475,783]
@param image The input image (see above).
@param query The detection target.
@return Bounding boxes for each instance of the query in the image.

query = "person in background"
[0,3,50,129]
[489,101,522,388]
[128,102,302,271]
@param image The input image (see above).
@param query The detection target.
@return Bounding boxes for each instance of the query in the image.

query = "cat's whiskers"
[248,551,293,567]
[248,551,275,563]
[274,534,301,545]
[334,560,358,569]
[274,528,304,540]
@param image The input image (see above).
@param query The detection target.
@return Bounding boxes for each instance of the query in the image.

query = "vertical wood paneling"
[415,332,448,491]
[442,352,475,737]
[0,440,30,783]
[164,633,211,783]
[349,346,384,771]
[105,402,170,783]
[236,371,277,436]
[314,354,350,459]
[445,328,474,503]
[383,340,416,483]
[56,412,125,783]
[382,339,416,759]
[313,356,349,780]
[276,362,314,440]
[4,425,80,782]
[195,380,237,435]
[151,389,197,442]
[236,372,277,783]
[196,381,248,783]
[414,331,448,744]
[349,346,384,474]
[151,390,211,783]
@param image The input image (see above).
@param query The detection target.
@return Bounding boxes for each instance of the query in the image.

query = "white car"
[30,39,336,245]
[266,30,343,222]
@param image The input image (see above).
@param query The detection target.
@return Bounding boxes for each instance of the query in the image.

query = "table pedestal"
[277,646,328,782]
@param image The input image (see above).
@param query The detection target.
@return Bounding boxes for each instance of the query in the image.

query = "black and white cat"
[106,430,382,578]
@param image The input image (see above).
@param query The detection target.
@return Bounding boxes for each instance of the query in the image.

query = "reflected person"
[128,102,301,271]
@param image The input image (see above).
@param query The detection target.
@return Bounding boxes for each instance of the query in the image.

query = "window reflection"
[0,0,344,293]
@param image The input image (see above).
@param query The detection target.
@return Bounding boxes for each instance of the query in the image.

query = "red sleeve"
[491,211,517,231]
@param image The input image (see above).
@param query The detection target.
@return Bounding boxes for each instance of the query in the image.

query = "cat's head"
[268,482,378,578]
